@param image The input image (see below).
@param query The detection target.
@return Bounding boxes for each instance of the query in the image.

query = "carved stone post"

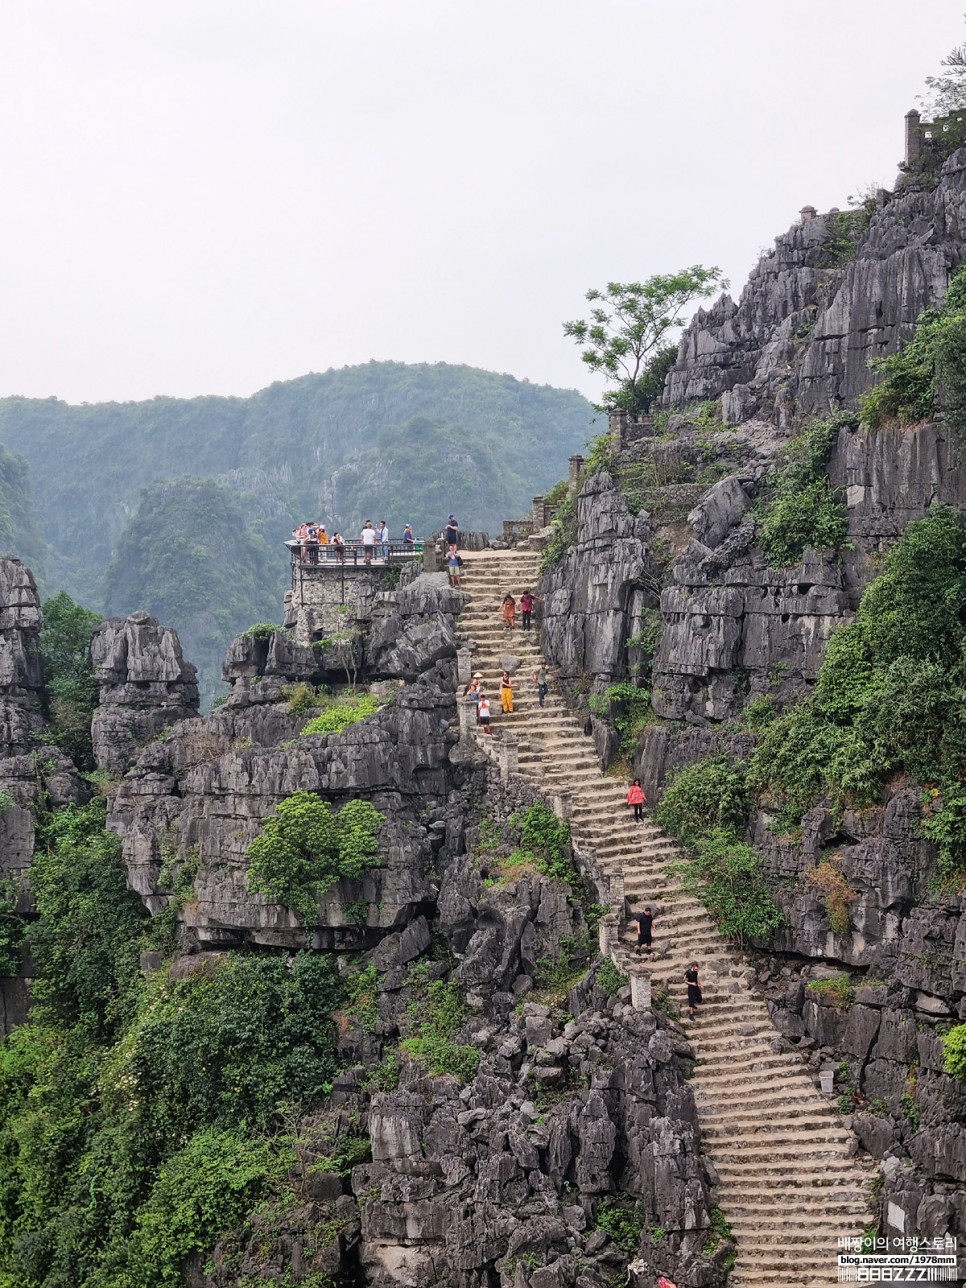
[905,108,922,171]
[456,647,472,686]
[628,965,652,1012]
[554,791,573,821]
[423,541,439,573]
[598,913,618,957]
[458,698,476,742]
[610,869,626,920]
[568,454,584,487]
[531,496,546,529]
[499,733,518,783]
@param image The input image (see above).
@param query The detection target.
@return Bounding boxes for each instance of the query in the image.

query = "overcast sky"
[1,0,962,406]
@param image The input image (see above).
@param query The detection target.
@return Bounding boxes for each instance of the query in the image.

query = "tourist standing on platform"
[332,532,345,560]
[378,520,390,559]
[500,670,513,714]
[445,515,459,549]
[403,524,415,544]
[477,693,493,734]
[318,526,329,549]
[360,521,376,565]
[293,523,310,563]
[447,548,462,587]
[501,593,516,631]
[305,523,319,564]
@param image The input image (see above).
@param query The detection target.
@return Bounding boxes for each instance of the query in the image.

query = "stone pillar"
[553,791,573,821]
[628,965,651,1012]
[905,108,922,170]
[499,733,518,783]
[568,454,584,486]
[799,205,817,224]
[456,647,472,685]
[598,913,618,956]
[531,496,546,529]
[610,869,626,919]
[458,698,476,741]
[423,542,439,573]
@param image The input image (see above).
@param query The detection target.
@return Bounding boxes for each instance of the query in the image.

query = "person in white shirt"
[378,520,390,560]
[360,520,376,564]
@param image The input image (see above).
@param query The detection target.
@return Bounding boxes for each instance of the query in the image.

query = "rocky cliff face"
[664,148,966,424]
[537,150,966,1263]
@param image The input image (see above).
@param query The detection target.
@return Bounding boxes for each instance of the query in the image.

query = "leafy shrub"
[39,591,103,770]
[705,1206,737,1269]
[246,792,383,920]
[670,829,783,946]
[595,1197,645,1257]
[29,801,147,1039]
[655,756,748,849]
[596,956,627,997]
[861,266,966,433]
[299,692,383,736]
[401,975,479,1082]
[750,508,966,862]
[125,1129,291,1288]
[804,860,857,935]
[816,207,872,268]
[510,802,576,886]
[807,974,855,1009]
[941,1023,966,1081]
[243,623,282,640]
[757,415,852,566]
[588,681,656,756]
[0,880,24,977]
[283,682,323,716]
[540,490,578,569]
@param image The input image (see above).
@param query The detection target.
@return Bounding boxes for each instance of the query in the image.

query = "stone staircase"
[457,545,872,1288]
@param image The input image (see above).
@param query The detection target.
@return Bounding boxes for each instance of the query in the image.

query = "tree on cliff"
[563,268,726,417]
[920,18,966,116]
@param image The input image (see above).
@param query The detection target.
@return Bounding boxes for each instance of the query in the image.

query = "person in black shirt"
[685,963,702,1020]
[445,515,459,549]
[633,906,653,953]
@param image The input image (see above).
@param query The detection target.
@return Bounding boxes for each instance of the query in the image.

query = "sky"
[0,0,963,407]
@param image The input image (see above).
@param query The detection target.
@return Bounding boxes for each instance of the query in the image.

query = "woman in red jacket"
[626,778,647,823]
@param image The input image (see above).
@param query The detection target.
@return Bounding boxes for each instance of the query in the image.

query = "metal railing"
[285,538,425,568]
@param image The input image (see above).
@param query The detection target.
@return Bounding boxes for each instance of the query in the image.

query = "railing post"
[456,648,472,686]
[599,913,618,956]
[499,733,518,784]
[628,965,652,1012]
[610,869,626,919]
[553,791,573,821]
[458,698,476,742]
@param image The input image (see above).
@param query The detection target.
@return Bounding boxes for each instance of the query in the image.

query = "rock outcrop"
[90,611,200,775]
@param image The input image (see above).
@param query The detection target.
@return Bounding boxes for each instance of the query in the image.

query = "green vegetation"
[804,860,856,935]
[941,1024,966,1081]
[539,488,578,570]
[507,802,577,886]
[860,266,966,433]
[817,206,874,269]
[400,966,479,1082]
[596,956,627,997]
[0,364,594,706]
[0,880,25,977]
[595,1197,645,1256]
[0,444,46,583]
[299,691,385,736]
[655,756,749,849]
[807,974,856,1009]
[588,681,656,759]
[705,1206,737,1270]
[657,757,783,945]
[0,799,345,1286]
[38,591,103,770]
[246,792,383,921]
[563,270,726,416]
[748,508,966,870]
[756,414,852,567]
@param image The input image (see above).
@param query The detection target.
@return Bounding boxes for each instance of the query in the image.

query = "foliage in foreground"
[942,1023,966,1082]
[0,800,344,1287]
[299,691,385,736]
[246,791,384,921]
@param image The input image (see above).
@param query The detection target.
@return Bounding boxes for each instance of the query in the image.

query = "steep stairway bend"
[457,546,871,1288]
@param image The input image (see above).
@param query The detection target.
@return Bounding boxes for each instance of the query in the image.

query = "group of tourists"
[497,589,537,631]
[462,665,552,733]
[292,520,416,564]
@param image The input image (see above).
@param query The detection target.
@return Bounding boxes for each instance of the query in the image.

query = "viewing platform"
[285,538,425,570]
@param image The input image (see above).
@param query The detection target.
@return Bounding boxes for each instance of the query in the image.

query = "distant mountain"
[0,362,595,703]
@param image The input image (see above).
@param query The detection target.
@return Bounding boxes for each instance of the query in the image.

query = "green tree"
[39,591,103,770]
[920,18,966,116]
[563,269,726,416]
